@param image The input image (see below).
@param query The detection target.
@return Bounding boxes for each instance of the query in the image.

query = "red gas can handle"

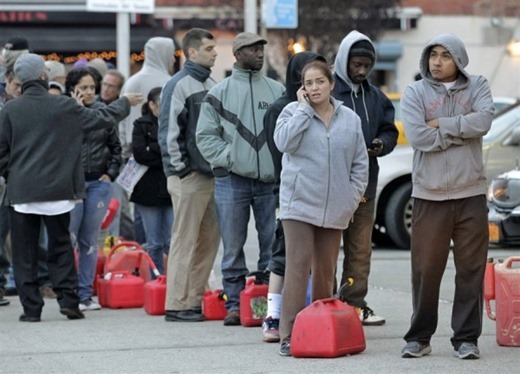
[503,256,520,269]
[106,241,160,278]
[314,298,340,309]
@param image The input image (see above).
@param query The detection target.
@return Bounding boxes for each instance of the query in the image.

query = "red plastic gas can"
[494,257,520,346]
[144,275,167,315]
[291,298,366,358]
[97,271,145,309]
[203,289,227,320]
[101,198,120,230]
[240,277,268,327]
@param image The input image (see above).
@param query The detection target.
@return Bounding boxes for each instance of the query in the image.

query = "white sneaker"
[360,306,385,326]
[79,299,101,311]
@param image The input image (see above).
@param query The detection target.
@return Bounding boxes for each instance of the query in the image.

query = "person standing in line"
[400,33,494,360]
[333,30,398,326]
[0,54,142,322]
[98,69,125,105]
[131,87,173,276]
[262,51,327,342]
[275,60,368,356]
[159,28,220,322]
[110,36,176,243]
[45,60,67,95]
[1,55,57,303]
[196,32,284,326]
[66,68,123,312]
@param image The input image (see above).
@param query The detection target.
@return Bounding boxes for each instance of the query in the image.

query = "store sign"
[262,0,298,29]
[87,0,154,14]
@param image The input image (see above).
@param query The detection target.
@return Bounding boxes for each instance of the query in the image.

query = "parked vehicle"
[488,166,520,246]
[374,102,520,249]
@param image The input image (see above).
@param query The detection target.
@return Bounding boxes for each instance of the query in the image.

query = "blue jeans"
[215,174,275,312]
[69,180,111,301]
[135,204,173,276]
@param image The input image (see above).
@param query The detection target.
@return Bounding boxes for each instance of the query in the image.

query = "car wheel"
[384,182,413,249]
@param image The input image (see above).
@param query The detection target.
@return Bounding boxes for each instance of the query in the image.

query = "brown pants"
[403,195,488,349]
[279,219,342,343]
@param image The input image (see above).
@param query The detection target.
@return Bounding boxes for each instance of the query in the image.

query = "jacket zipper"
[249,72,260,180]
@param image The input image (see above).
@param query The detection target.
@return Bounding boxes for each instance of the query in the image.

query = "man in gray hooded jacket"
[400,33,494,360]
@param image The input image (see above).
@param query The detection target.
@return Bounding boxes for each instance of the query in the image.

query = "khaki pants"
[165,172,221,311]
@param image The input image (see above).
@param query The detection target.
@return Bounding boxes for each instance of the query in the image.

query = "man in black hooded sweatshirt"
[333,30,398,326]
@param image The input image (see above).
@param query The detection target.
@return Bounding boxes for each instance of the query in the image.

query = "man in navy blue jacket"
[333,30,398,326]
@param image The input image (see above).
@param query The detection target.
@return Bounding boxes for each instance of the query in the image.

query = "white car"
[373,101,520,249]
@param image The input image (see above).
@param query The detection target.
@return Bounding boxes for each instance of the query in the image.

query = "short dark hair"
[65,68,96,95]
[182,28,214,59]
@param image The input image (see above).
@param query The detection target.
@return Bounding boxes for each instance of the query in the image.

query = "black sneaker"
[223,310,241,326]
[279,340,291,356]
[401,341,432,358]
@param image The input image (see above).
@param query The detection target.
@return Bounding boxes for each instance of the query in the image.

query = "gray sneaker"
[454,342,480,359]
[279,341,291,357]
[401,341,432,358]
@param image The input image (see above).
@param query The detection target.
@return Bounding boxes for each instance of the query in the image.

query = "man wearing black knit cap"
[333,30,398,326]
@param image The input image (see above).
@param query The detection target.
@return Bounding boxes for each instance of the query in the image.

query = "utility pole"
[244,0,257,33]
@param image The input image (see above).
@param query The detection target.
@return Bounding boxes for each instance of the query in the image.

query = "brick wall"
[401,0,520,16]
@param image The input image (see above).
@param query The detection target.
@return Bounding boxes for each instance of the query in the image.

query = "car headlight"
[491,177,520,208]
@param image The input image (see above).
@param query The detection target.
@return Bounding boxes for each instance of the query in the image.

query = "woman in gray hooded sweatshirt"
[274,60,368,356]
[400,33,494,360]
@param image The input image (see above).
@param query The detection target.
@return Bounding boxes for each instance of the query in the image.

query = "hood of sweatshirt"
[334,30,376,89]
[142,37,175,74]
[419,32,469,82]
[285,51,326,101]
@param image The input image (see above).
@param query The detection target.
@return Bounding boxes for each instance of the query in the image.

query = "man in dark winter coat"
[0,53,142,322]
[333,30,398,326]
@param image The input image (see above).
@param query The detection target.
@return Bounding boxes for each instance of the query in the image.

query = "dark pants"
[340,198,375,308]
[403,196,488,350]
[10,209,79,317]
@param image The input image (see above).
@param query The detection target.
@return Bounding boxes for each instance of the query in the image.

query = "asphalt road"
[1,221,519,373]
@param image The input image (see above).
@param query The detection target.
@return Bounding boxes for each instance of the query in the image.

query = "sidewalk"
[1,250,517,374]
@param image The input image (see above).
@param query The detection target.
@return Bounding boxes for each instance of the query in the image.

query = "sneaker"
[40,286,57,299]
[361,306,386,326]
[454,342,480,359]
[401,341,432,358]
[79,299,101,311]
[262,316,280,342]
[279,340,291,356]
[4,287,18,296]
[223,310,241,326]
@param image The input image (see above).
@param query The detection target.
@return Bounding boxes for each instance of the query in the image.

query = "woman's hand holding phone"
[72,88,84,106]
[297,85,310,105]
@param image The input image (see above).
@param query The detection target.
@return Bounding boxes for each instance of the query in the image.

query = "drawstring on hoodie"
[349,84,370,125]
